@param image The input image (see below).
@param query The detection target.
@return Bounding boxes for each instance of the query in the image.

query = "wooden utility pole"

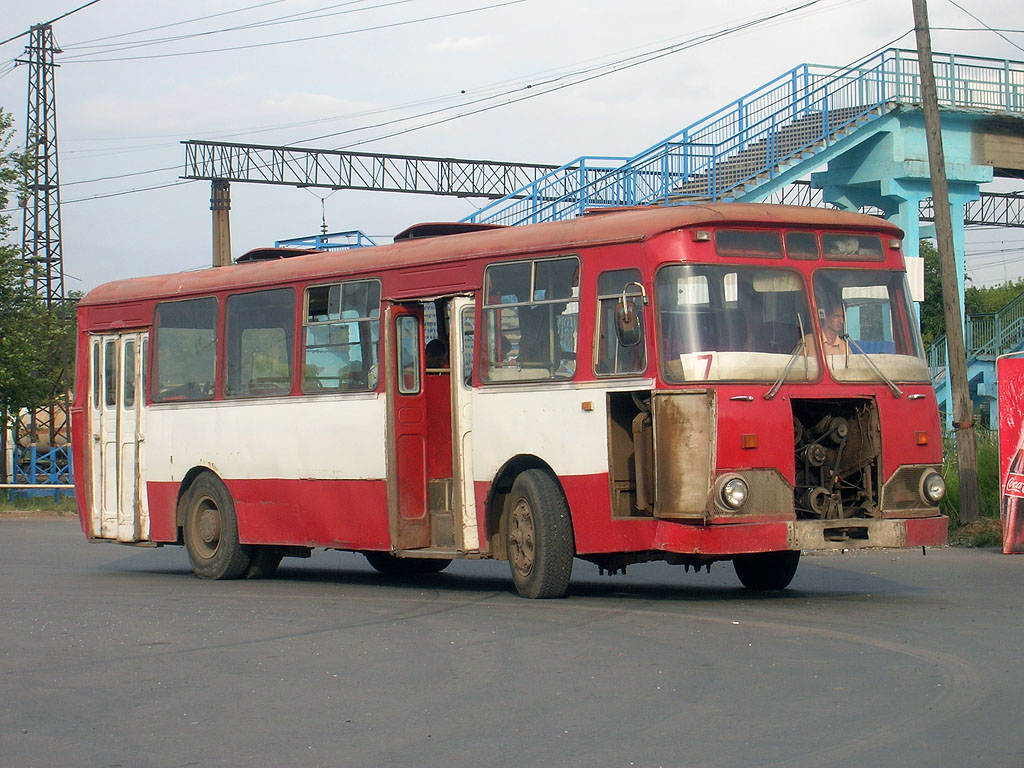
[911,0,980,524]
[211,179,232,267]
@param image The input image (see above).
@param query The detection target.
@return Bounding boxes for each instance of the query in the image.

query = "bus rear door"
[88,332,148,542]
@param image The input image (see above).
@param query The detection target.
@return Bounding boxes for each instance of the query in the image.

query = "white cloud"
[429,35,495,53]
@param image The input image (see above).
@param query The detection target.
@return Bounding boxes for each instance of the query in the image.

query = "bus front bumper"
[651,514,948,555]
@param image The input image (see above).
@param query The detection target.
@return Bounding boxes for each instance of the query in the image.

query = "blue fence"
[7,445,74,501]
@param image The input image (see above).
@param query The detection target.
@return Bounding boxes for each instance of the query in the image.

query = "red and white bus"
[71,204,948,598]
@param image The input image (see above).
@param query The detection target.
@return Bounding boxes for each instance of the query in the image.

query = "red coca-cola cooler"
[998,353,1024,554]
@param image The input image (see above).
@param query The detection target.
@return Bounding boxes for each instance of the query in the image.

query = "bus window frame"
[654,262,820,385]
[223,286,297,400]
[593,267,647,378]
[480,254,581,384]
[301,277,382,394]
[150,295,220,404]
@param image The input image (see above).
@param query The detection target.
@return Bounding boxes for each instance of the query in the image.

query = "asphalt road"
[1,516,1021,768]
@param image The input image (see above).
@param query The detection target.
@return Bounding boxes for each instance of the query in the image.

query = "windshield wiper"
[843,334,904,398]
[765,313,808,400]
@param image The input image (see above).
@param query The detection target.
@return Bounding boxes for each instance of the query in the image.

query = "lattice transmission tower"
[15,23,69,455]
[19,23,64,306]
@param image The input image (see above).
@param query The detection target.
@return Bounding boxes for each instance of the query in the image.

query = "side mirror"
[614,282,647,348]
[615,303,642,347]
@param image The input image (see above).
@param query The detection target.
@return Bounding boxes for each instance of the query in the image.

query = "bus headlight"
[719,476,749,510]
[921,471,946,504]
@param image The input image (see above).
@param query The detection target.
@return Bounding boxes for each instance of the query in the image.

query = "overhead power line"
[0,0,105,48]
[945,0,1024,54]
[66,0,294,47]
[58,0,529,63]
[64,0,421,55]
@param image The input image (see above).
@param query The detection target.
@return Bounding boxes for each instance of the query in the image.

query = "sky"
[0,0,1022,295]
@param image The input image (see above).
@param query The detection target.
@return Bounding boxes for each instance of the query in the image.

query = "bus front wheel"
[506,470,574,599]
[182,473,251,580]
[733,550,800,591]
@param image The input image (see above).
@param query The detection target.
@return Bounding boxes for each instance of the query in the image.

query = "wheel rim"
[191,496,221,560]
[509,497,536,578]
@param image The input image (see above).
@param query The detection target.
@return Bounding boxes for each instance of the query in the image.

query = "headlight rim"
[717,474,749,510]
[920,470,946,505]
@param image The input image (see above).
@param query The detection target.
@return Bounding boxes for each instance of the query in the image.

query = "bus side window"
[104,340,117,408]
[303,280,381,393]
[92,342,101,408]
[596,268,646,375]
[397,315,421,394]
[225,288,295,398]
[482,256,578,382]
[460,306,475,387]
[152,297,218,402]
[123,340,136,408]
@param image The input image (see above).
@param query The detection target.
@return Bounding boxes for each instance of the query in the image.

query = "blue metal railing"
[275,230,377,250]
[465,48,1024,227]
[927,290,1024,378]
[7,445,74,501]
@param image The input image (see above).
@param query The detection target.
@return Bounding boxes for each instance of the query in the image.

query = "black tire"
[506,469,575,598]
[364,552,452,575]
[733,550,801,591]
[246,546,284,579]
[182,473,251,580]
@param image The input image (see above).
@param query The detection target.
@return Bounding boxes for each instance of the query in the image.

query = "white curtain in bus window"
[595,268,646,375]
[812,269,929,383]
[821,233,885,261]
[482,256,579,382]
[225,288,295,398]
[152,297,217,402]
[303,280,380,392]
[397,315,420,394]
[656,264,818,383]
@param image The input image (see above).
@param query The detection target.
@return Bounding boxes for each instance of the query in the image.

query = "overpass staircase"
[929,289,1024,425]
[464,48,1024,226]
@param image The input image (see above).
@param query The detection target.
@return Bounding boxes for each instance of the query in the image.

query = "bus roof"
[80,203,902,307]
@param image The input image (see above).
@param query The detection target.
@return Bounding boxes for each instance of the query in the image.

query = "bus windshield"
[656,264,818,383]
[812,269,930,383]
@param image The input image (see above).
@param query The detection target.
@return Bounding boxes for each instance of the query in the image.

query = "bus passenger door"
[450,296,479,551]
[89,332,148,542]
[385,304,431,550]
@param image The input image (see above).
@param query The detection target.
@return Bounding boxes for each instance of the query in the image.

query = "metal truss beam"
[768,180,1024,228]
[182,140,562,200]
[185,140,1024,227]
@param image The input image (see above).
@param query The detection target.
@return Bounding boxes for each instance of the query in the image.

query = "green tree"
[919,239,945,348]
[919,238,1024,347]
[965,278,1024,315]
[0,108,78,482]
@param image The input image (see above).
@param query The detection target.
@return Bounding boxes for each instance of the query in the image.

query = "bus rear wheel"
[182,473,251,580]
[506,470,574,599]
[733,550,801,591]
